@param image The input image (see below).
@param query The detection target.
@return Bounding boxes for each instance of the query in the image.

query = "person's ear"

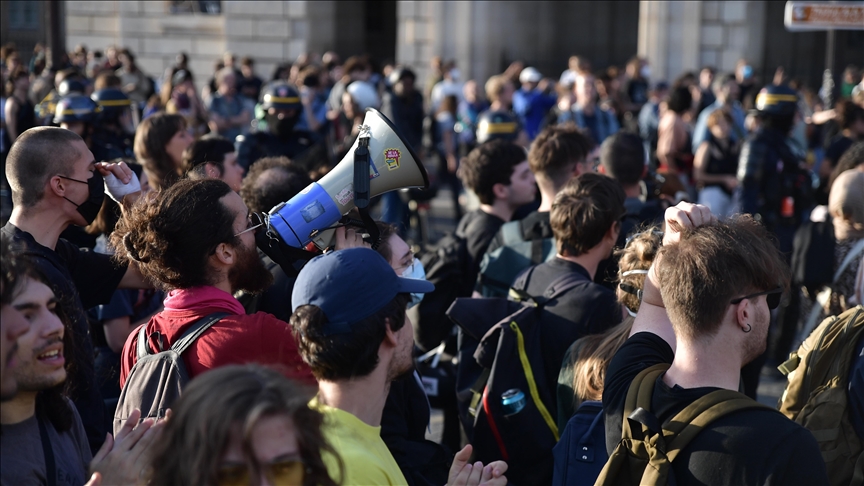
[605,221,620,242]
[212,241,236,266]
[383,317,399,348]
[734,299,752,332]
[597,164,607,175]
[205,163,219,179]
[492,182,510,201]
[49,176,67,198]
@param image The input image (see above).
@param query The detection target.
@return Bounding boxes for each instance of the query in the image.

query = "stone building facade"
[12,1,860,94]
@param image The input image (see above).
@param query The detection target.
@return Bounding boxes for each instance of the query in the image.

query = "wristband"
[104,171,141,203]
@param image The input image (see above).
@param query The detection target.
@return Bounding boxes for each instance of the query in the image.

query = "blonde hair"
[485,75,508,103]
[569,225,662,406]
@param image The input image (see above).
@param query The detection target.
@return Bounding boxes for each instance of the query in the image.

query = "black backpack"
[476,220,556,298]
[114,313,227,435]
[413,233,474,352]
[446,270,585,485]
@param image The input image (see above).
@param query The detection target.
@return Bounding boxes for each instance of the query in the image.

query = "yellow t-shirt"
[310,398,408,486]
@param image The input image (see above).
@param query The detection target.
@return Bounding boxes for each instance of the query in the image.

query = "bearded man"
[114,178,314,387]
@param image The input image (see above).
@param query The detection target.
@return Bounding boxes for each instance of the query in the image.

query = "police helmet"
[91,88,133,120]
[54,95,102,124]
[259,82,302,112]
[58,78,87,97]
[754,84,798,117]
[476,110,520,144]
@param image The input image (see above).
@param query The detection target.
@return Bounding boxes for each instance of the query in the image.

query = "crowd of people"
[1,37,863,485]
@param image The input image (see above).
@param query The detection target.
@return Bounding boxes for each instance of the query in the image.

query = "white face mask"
[640,65,651,79]
[401,259,427,309]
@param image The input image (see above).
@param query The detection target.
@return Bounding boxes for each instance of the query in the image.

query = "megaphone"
[265,108,429,250]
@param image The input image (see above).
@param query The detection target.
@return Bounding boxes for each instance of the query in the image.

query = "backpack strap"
[135,324,150,359]
[621,363,669,441]
[169,312,230,355]
[663,389,771,462]
[544,271,589,301]
[835,239,864,283]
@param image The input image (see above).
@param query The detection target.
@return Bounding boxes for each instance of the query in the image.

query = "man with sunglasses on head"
[602,202,829,485]
[113,179,314,390]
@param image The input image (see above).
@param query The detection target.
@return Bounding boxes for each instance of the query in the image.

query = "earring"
[742,323,751,333]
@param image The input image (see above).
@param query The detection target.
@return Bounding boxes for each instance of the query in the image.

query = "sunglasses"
[235,212,264,237]
[217,458,305,486]
[729,287,783,310]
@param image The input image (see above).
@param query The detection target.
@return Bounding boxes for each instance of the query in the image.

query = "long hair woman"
[147,364,341,486]
[133,112,192,191]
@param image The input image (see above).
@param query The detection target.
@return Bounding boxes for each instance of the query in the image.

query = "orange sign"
[785,2,864,31]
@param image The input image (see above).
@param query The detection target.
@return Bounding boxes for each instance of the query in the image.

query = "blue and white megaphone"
[265,108,429,250]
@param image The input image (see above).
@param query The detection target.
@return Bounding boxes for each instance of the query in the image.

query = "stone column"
[638,0,702,83]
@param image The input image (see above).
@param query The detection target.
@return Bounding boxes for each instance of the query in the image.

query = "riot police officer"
[236,81,324,174]
[737,83,814,395]
[737,84,812,249]
[90,88,137,162]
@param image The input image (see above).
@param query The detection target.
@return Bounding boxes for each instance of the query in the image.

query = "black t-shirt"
[2,223,128,453]
[603,332,830,485]
[517,258,622,406]
[455,209,505,286]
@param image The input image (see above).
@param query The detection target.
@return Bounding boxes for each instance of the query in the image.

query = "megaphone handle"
[354,137,371,209]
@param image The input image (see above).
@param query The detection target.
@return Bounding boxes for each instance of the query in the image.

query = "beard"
[229,242,274,295]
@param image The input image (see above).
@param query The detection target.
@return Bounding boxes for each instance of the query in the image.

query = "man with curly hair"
[113,178,314,388]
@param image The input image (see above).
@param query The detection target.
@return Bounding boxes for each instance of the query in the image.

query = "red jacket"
[120,286,314,388]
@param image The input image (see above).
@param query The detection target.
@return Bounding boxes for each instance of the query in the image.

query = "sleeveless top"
[703,135,738,195]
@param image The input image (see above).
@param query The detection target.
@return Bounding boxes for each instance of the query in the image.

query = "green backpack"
[778,305,864,486]
[596,364,772,486]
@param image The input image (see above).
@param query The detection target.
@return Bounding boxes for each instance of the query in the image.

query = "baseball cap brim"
[396,277,434,294]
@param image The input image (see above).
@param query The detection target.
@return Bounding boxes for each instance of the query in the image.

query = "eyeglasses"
[395,254,416,276]
[234,213,264,237]
[730,287,783,310]
[217,458,305,486]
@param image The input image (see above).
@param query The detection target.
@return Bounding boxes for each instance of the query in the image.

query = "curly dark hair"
[147,364,341,486]
[239,156,312,214]
[458,140,527,205]
[110,178,237,290]
[290,294,409,381]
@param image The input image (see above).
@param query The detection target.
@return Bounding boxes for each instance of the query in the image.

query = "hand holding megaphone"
[256,108,429,273]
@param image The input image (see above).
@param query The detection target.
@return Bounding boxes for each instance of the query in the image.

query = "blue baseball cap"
[291,247,435,335]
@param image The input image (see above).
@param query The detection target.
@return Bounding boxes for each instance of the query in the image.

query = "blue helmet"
[91,88,133,122]
[54,95,102,124]
[476,110,521,144]
[754,84,798,117]
[58,78,87,97]
[259,81,302,112]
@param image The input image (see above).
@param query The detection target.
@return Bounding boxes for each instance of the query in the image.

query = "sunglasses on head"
[729,286,783,310]
[217,458,305,486]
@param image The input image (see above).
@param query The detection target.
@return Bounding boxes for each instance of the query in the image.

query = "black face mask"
[266,112,297,139]
[60,172,105,225]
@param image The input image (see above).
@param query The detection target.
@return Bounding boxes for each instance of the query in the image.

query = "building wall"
[65,1,311,93]
[639,0,766,83]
